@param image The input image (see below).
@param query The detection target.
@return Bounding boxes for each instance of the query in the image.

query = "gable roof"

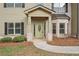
[24,4,55,14]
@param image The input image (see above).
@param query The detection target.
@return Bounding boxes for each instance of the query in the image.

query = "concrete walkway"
[32,40,79,54]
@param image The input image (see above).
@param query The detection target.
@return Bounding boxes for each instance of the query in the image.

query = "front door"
[34,23,44,38]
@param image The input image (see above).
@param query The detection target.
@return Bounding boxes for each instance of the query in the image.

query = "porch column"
[27,16,32,41]
[46,20,48,40]
[56,22,59,37]
[65,23,67,34]
[47,17,53,41]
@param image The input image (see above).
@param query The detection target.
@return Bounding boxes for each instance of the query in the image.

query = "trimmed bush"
[0,37,12,42]
[13,36,26,42]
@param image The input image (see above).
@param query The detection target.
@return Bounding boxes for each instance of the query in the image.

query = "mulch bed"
[0,41,33,47]
[48,37,79,46]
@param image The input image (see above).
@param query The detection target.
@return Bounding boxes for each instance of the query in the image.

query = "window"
[53,3,66,13]
[15,23,21,34]
[54,3,65,7]
[4,3,14,8]
[15,3,25,8]
[8,23,14,34]
[5,22,24,35]
[59,23,65,34]
[53,23,56,34]
[4,3,25,8]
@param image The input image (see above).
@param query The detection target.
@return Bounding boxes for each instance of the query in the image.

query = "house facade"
[0,3,71,41]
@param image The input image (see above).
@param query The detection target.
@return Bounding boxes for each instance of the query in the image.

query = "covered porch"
[24,5,55,41]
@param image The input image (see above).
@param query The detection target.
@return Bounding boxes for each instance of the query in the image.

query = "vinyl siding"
[71,3,77,36]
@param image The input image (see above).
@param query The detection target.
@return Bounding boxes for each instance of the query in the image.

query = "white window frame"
[52,19,68,37]
[54,3,65,7]
[15,3,23,8]
[7,22,22,35]
[15,23,21,34]
[53,3,66,13]
[5,3,14,8]
[59,23,65,34]
[7,23,14,35]
[4,3,25,8]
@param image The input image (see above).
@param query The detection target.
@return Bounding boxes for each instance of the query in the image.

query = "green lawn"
[0,45,79,56]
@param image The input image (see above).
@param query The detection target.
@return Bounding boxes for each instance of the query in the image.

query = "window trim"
[4,3,14,8]
[15,23,21,34]
[59,23,65,34]
[15,3,25,8]
[7,23,14,35]
[52,19,68,37]
[7,22,24,35]
[4,3,25,8]
[53,3,66,13]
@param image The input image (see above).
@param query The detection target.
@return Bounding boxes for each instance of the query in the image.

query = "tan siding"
[71,3,77,35]
[0,3,51,17]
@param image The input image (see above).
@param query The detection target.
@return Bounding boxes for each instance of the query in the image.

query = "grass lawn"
[0,44,79,56]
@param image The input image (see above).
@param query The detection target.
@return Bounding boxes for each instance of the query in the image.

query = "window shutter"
[4,3,6,8]
[21,22,24,35]
[5,22,7,35]
[22,3,25,8]
[65,3,68,12]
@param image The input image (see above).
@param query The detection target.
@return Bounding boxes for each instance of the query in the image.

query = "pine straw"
[0,41,33,47]
[48,37,79,46]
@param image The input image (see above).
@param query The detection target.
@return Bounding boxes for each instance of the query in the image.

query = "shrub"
[13,36,26,42]
[0,37,12,42]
